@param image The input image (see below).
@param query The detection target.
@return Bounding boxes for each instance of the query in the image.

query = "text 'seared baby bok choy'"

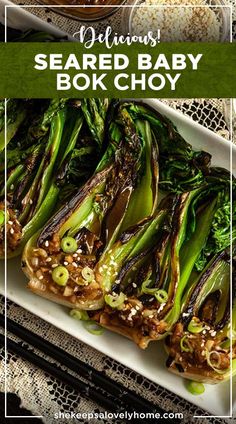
[0,99,108,257]
[22,101,159,310]
[18,99,234,385]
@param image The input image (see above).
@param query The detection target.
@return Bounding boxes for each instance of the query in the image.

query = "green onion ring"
[81,266,94,283]
[70,309,89,321]
[180,335,193,353]
[0,210,8,226]
[155,289,168,304]
[187,319,205,334]
[105,292,126,309]
[83,320,104,336]
[52,265,69,286]
[61,236,77,253]
[205,350,226,374]
[186,380,205,395]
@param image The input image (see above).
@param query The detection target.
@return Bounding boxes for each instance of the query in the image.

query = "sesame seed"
[10,228,14,234]
[46,257,52,262]
[51,264,58,268]
[64,261,68,266]
[45,241,49,247]
[132,283,137,288]
[73,253,78,258]
[72,262,78,267]
[8,220,13,225]
[132,0,221,43]
[29,199,33,205]
[77,249,82,254]
[39,276,44,280]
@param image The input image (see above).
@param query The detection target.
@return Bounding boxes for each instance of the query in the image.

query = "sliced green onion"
[141,280,168,303]
[186,380,205,395]
[205,350,226,374]
[187,319,204,334]
[61,236,77,253]
[0,211,5,226]
[81,266,94,282]
[180,335,193,353]
[155,289,168,304]
[0,210,8,226]
[141,279,156,295]
[83,320,104,336]
[70,309,89,321]
[105,292,126,309]
[52,265,69,286]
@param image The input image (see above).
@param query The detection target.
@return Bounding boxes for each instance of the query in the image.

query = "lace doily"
[0,296,233,424]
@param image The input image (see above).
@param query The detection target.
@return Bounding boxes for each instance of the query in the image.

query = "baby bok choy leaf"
[22,103,159,312]
[0,99,29,153]
[125,102,212,193]
[0,101,87,258]
[165,246,235,384]
[91,183,221,349]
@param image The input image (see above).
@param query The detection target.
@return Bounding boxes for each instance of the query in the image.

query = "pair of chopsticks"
[0,314,180,423]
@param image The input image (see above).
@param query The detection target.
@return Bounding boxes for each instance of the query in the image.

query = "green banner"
[1,42,236,98]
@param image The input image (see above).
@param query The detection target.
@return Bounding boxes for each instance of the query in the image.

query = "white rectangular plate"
[0,2,235,416]
[1,99,235,417]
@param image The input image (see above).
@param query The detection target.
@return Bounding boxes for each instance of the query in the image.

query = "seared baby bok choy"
[165,247,235,384]
[20,99,234,386]
[0,99,108,257]
[22,102,159,310]
[92,176,230,348]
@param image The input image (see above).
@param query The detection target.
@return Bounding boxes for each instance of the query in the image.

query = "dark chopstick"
[1,315,181,423]
[0,315,163,416]
[0,334,122,414]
